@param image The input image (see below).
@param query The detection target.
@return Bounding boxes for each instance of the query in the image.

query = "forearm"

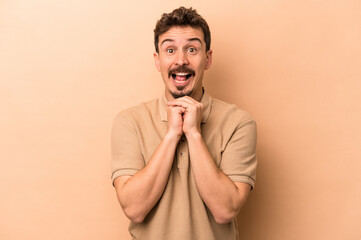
[186,132,250,224]
[115,133,179,222]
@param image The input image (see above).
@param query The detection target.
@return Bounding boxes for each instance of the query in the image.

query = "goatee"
[170,89,193,99]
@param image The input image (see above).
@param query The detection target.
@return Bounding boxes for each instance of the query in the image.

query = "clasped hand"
[166,96,203,137]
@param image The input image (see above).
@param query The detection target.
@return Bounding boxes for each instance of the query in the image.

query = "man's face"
[154,26,212,101]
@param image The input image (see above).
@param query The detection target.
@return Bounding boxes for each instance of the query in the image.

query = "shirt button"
[180,152,185,156]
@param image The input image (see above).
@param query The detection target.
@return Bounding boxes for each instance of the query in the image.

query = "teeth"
[175,73,189,76]
[175,79,186,83]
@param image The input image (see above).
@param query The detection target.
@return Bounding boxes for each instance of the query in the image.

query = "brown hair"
[154,7,211,53]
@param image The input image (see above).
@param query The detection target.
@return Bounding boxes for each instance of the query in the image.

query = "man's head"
[153,7,212,101]
[154,7,211,54]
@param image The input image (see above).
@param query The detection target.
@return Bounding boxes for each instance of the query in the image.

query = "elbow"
[118,195,146,223]
[214,189,250,224]
[214,216,235,224]
[128,215,146,224]
[213,209,238,224]
[122,206,146,223]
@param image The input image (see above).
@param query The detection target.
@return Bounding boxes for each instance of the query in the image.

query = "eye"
[166,48,174,54]
[187,47,198,54]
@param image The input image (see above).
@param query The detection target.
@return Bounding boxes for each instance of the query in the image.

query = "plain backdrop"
[1,0,360,239]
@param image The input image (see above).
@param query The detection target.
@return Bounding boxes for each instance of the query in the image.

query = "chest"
[137,121,228,167]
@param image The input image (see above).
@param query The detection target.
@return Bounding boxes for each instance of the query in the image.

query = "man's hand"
[167,96,203,136]
[167,105,185,138]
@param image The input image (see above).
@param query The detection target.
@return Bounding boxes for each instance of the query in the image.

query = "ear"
[153,52,161,72]
[204,50,213,70]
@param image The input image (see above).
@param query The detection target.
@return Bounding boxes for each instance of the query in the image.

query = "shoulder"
[113,98,159,126]
[211,98,255,126]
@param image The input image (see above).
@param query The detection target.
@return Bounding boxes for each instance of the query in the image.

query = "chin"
[170,89,193,99]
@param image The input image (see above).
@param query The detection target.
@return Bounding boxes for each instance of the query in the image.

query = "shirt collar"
[158,88,212,123]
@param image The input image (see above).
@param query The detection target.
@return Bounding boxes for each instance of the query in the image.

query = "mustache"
[168,66,195,78]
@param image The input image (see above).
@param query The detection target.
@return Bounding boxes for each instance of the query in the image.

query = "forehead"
[159,26,204,44]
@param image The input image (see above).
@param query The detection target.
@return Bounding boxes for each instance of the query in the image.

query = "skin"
[114,26,251,224]
[154,26,212,102]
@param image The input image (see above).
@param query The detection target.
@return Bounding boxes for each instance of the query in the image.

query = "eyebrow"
[160,37,202,47]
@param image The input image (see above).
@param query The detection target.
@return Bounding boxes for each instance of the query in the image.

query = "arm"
[186,131,251,224]
[168,97,253,224]
[113,106,184,223]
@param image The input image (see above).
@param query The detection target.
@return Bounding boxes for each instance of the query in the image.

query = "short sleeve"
[220,120,257,189]
[111,113,145,186]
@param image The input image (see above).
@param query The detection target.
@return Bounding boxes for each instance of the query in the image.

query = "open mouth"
[168,66,195,87]
[171,72,193,83]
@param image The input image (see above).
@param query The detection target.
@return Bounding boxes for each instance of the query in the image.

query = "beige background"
[1,0,360,239]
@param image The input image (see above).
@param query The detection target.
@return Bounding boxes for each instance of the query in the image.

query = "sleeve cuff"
[111,169,139,186]
[227,175,255,190]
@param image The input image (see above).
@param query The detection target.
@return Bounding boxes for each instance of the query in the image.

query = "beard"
[169,88,193,99]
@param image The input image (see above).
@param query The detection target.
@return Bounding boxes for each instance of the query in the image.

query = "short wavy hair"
[154,7,211,53]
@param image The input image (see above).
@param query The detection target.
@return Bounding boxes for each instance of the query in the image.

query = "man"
[111,6,257,240]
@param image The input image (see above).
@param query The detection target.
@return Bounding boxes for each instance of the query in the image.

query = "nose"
[175,51,189,66]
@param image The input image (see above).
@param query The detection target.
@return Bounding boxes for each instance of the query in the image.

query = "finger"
[178,96,199,105]
[169,99,203,113]
[167,100,192,109]
[168,97,198,106]
[168,106,186,113]
[168,97,198,107]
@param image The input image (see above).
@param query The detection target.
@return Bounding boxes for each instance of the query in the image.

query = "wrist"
[164,130,182,142]
[184,129,202,139]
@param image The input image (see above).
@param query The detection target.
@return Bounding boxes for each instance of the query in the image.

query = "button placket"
[177,138,188,168]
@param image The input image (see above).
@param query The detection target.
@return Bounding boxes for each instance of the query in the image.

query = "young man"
[111,7,257,240]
